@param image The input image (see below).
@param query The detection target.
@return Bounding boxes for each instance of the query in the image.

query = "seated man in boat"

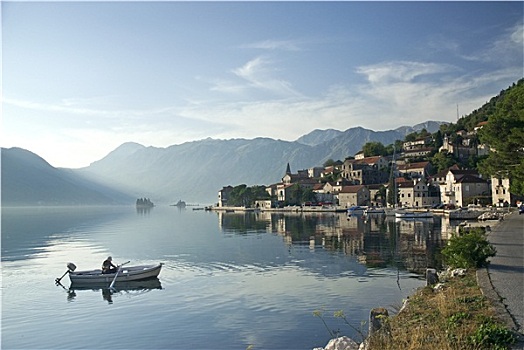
[102,256,118,274]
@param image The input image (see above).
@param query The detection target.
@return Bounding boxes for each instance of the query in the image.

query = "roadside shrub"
[441,228,496,268]
[469,320,516,349]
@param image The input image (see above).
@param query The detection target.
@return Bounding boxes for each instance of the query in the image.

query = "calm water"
[2,206,450,350]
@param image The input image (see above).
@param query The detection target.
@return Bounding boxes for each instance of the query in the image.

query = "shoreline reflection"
[217,211,449,274]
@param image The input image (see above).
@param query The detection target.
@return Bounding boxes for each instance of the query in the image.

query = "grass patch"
[366,270,516,350]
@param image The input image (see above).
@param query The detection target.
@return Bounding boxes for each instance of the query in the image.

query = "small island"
[171,200,186,208]
[136,198,154,208]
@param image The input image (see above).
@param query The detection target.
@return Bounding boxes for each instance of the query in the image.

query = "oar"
[55,263,77,284]
[109,261,130,290]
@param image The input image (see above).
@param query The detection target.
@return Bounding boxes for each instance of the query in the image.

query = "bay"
[1,206,450,350]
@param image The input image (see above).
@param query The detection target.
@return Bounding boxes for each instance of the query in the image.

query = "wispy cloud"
[241,39,302,51]
[356,61,454,84]
[3,96,180,121]
[461,22,523,64]
[229,56,301,97]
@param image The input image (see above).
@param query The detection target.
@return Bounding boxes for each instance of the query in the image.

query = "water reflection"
[217,211,447,274]
[1,206,129,262]
[136,206,154,215]
[61,278,162,304]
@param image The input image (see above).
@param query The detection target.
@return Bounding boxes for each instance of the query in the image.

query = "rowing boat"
[68,263,163,285]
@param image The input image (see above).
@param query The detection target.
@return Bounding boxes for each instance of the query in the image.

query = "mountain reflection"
[217,211,447,274]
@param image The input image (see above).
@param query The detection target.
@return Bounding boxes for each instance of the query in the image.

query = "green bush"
[442,228,496,268]
[469,320,516,349]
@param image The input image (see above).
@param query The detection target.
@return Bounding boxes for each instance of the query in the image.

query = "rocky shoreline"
[313,213,519,350]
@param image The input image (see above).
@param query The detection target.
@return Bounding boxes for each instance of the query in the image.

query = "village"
[214,123,517,213]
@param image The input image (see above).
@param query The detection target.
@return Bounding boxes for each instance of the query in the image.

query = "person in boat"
[102,256,118,274]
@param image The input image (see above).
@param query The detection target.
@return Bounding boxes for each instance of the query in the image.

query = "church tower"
[285,163,291,175]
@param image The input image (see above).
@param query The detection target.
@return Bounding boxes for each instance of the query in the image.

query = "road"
[480,211,524,348]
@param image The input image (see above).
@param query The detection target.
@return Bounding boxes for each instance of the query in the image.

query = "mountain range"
[1,121,445,206]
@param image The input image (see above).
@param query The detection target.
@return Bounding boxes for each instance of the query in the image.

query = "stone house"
[265,183,278,199]
[397,178,440,208]
[254,200,272,210]
[358,156,389,170]
[397,161,433,179]
[338,185,370,207]
[340,157,389,185]
[491,176,515,207]
[308,167,324,179]
[367,184,384,207]
[439,168,490,207]
[218,186,234,207]
[403,136,432,151]
[431,165,460,186]
[439,131,489,160]
[402,147,433,159]
[276,183,294,203]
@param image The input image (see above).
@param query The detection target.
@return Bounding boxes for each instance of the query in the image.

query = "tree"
[362,142,386,157]
[227,184,271,207]
[288,184,303,205]
[405,132,418,142]
[323,159,338,167]
[301,188,317,204]
[430,151,456,173]
[442,228,496,268]
[432,130,444,149]
[385,140,403,156]
[386,176,397,207]
[478,80,524,195]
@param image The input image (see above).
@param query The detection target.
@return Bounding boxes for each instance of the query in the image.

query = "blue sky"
[2,1,523,168]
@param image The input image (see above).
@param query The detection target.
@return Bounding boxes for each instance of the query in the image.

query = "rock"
[369,307,389,335]
[433,282,445,292]
[314,336,360,350]
[398,297,410,314]
[426,268,439,286]
[451,268,467,277]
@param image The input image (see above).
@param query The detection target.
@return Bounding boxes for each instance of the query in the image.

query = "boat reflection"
[64,278,162,304]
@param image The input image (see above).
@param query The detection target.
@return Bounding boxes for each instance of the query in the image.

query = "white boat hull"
[395,211,433,219]
[68,264,162,284]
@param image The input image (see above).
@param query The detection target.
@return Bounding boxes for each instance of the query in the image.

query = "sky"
[2,1,523,168]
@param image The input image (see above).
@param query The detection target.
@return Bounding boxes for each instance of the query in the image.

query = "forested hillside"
[478,79,524,195]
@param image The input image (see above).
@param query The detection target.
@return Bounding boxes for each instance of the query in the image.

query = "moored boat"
[364,207,385,214]
[347,206,366,217]
[395,210,433,219]
[68,263,163,285]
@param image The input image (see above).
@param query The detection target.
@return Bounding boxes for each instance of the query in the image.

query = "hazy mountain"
[395,121,448,137]
[1,147,132,206]
[2,121,445,206]
[76,122,444,204]
[297,121,447,147]
[295,128,344,146]
[78,138,323,205]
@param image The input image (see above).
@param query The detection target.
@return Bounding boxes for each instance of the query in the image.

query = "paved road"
[482,211,524,347]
